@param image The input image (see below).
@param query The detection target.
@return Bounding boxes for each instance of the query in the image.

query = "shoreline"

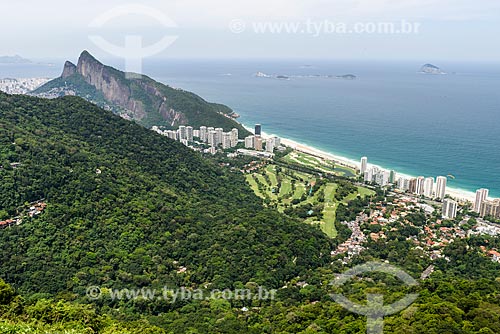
[241,124,477,203]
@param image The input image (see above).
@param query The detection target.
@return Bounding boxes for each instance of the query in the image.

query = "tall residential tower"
[255,124,262,136]
[474,188,489,213]
[435,176,447,200]
[360,157,368,176]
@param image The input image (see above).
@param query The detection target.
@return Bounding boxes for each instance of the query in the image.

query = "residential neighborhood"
[0,200,46,229]
[0,78,50,94]
[331,194,500,264]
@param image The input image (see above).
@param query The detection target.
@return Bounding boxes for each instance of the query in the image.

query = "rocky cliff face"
[75,51,148,121]
[33,51,248,134]
[53,51,187,124]
[61,61,77,78]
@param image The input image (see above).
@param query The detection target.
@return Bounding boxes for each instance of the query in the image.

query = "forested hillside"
[2,92,500,333]
[0,92,332,296]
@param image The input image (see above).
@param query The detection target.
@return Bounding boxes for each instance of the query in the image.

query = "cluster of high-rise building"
[361,157,500,221]
[244,135,279,153]
[152,125,239,149]
[397,175,448,200]
[152,123,282,156]
[361,157,447,200]
[244,124,280,153]
[474,188,500,219]
[362,165,394,187]
[361,157,393,186]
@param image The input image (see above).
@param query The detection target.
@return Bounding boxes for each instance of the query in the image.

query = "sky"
[1,0,499,61]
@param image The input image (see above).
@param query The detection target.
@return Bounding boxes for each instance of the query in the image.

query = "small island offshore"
[255,72,357,80]
[419,63,446,75]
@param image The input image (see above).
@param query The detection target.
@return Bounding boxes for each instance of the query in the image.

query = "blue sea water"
[144,59,500,197]
[2,59,499,197]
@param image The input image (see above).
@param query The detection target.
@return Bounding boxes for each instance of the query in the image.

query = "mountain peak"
[33,52,248,134]
[78,50,100,64]
[61,61,77,78]
[76,50,104,79]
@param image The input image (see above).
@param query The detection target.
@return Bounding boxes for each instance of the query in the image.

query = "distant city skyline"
[1,0,500,61]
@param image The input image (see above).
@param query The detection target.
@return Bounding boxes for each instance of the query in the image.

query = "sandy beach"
[246,125,477,203]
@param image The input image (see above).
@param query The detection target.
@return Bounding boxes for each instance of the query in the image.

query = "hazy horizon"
[1,0,499,62]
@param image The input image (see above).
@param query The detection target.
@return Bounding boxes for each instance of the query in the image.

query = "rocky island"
[420,63,446,75]
[336,74,357,80]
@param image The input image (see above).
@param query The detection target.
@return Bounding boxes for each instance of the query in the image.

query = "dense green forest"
[2,92,500,333]
[0,92,330,288]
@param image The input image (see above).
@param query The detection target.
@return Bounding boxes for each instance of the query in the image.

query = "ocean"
[2,59,499,197]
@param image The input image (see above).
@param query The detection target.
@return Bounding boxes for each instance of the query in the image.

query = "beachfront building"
[435,176,447,200]
[245,136,255,149]
[379,173,390,186]
[255,124,262,136]
[480,199,500,219]
[474,188,489,213]
[266,138,275,153]
[408,178,417,194]
[364,169,373,183]
[424,177,434,198]
[416,176,425,196]
[363,166,391,186]
[360,157,368,176]
[397,177,410,191]
[386,172,392,185]
[389,170,396,184]
[254,136,263,151]
[364,166,378,184]
[266,136,281,148]
[442,199,458,219]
